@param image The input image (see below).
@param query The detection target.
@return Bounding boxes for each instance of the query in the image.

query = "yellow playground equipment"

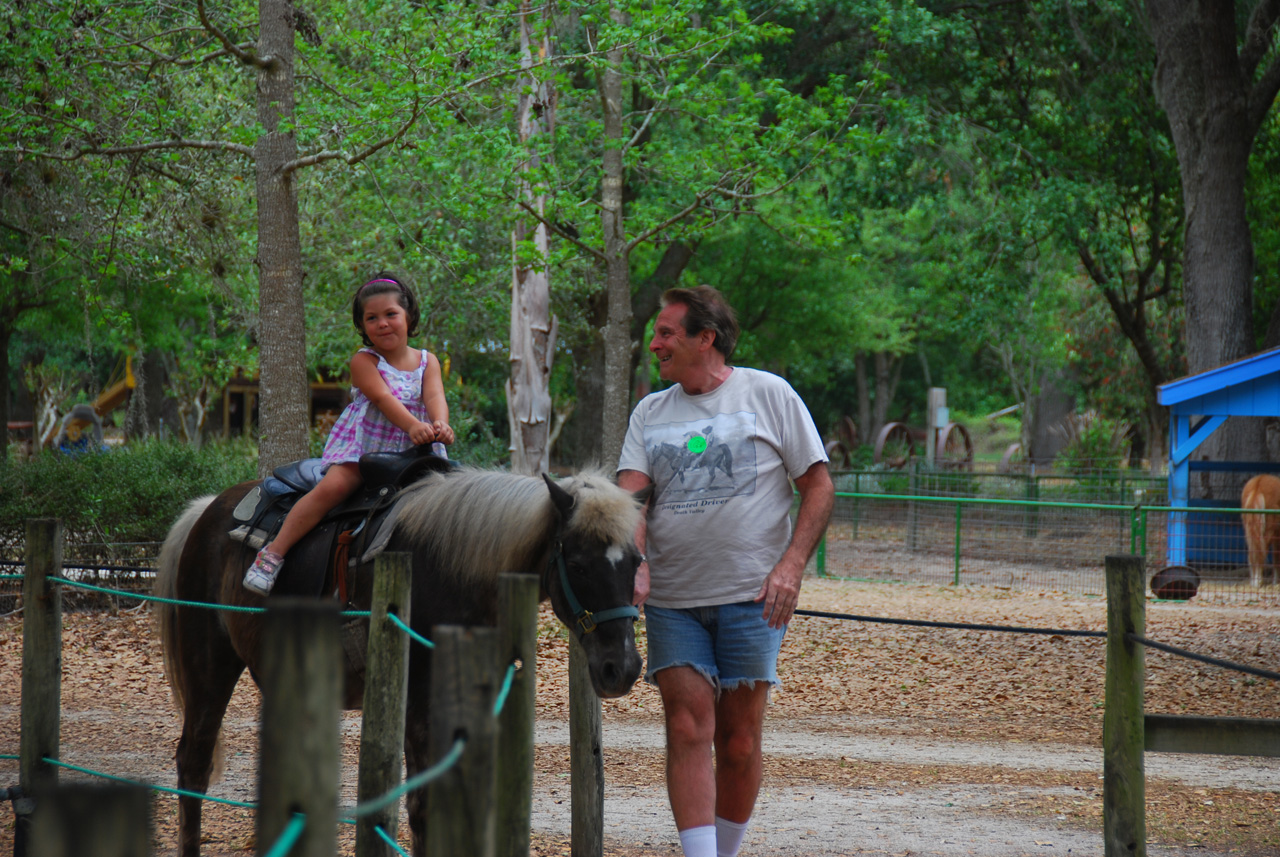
[93,353,136,416]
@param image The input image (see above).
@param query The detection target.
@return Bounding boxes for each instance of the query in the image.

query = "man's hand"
[633,557,650,607]
[616,468,653,607]
[755,461,834,629]
[755,554,804,628]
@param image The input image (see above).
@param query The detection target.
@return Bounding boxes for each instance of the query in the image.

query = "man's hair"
[661,285,739,360]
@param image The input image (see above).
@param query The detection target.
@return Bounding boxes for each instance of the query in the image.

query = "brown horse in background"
[1241,474,1280,588]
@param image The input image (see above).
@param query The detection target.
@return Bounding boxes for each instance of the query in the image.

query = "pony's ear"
[542,473,577,518]
[631,484,653,507]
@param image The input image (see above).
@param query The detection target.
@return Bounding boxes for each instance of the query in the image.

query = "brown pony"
[155,466,646,857]
[1241,474,1280,588]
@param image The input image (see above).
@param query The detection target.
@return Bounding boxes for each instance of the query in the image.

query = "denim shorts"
[643,601,787,693]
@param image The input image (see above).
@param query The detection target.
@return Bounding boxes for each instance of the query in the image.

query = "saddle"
[229,447,453,607]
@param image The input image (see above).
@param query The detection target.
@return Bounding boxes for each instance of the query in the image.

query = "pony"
[1242,474,1280,588]
[155,465,647,857]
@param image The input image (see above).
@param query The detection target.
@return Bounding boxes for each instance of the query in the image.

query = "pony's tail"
[1244,486,1268,582]
[155,495,216,713]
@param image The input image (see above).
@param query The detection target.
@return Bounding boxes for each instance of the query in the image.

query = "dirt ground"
[1,575,1277,856]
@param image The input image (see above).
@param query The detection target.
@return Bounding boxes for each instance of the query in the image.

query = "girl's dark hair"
[661,285,739,360]
[353,272,421,347]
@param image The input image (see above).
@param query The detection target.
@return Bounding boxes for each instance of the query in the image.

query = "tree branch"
[0,218,34,238]
[197,0,268,67]
[625,190,711,251]
[515,198,607,261]
[281,94,422,175]
[91,24,252,70]
[1240,0,1280,75]
[7,139,254,162]
[1248,53,1280,137]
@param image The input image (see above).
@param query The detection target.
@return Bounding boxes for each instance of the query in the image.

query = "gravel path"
[531,719,1280,856]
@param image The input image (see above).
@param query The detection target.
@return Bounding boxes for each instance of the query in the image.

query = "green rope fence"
[263,812,307,857]
[3,570,527,852]
[42,758,256,808]
[376,823,413,857]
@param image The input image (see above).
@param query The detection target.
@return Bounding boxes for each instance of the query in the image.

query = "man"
[617,285,835,857]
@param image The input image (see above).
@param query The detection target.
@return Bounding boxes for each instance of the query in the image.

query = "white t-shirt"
[617,367,828,608]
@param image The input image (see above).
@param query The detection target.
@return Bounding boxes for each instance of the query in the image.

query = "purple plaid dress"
[321,347,445,467]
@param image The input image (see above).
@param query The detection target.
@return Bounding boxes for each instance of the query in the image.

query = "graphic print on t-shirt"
[646,411,758,505]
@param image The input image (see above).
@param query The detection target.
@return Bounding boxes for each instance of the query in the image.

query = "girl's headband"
[359,278,402,292]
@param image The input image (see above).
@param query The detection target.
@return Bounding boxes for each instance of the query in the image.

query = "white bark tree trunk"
[507,2,558,477]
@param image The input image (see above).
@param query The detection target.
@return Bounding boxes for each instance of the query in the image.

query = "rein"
[548,545,639,636]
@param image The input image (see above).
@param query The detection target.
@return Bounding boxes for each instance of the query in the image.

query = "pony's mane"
[392,466,642,585]
[555,466,643,546]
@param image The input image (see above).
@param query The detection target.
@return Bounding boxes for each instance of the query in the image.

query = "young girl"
[243,274,455,595]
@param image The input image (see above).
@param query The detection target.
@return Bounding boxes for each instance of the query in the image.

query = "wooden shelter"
[1156,347,1280,565]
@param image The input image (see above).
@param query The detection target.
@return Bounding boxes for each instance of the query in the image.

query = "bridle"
[547,543,640,637]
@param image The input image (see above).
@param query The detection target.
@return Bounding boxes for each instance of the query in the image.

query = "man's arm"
[617,468,654,606]
[756,460,835,628]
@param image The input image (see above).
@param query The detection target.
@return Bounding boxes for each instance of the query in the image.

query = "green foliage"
[5,0,1266,471]
[1054,413,1131,480]
[0,438,258,545]
[1249,111,1280,348]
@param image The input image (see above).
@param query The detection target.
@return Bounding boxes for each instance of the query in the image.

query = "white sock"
[678,825,717,857]
[716,816,750,857]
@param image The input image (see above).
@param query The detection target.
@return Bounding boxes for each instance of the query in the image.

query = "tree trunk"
[855,353,873,445]
[871,352,900,433]
[628,239,697,392]
[1146,0,1275,479]
[254,0,310,475]
[1145,397,1167,476]
[599,6,631,467]
[0,320,10,460]
[566,292,608,467]
[507,2,557,477]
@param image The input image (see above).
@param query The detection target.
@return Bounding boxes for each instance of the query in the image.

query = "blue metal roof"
[1157,347,1280,416]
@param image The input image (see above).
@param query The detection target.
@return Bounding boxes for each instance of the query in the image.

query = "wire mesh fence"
[822,467,1280,606]
[4,463,1278,610]
[0,536,161,613]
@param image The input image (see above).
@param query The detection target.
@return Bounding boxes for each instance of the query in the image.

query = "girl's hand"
[432,420,455,446]
[407,421,436,447]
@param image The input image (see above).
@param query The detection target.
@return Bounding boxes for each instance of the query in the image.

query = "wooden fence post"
[907,464,920,551]
[1104,554,1146,857]
[569,637,603,857]
[258,599,343,857]
[428,625,498,857]
[356,553,413,857]
[17,518,63,857]
[495,573,539,857]
[30,783,150,857]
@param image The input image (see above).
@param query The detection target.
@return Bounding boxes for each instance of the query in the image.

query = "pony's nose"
[596,649,642,698]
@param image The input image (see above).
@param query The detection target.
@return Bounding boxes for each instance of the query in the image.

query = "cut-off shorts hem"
[643,601,786,697]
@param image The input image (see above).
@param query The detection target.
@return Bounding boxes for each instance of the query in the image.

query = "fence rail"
[819,488,1280,603]
[5,520,542,857]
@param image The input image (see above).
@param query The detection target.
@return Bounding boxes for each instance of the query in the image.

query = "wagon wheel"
[824,439,850,469]
[836,415,859,450]
[873,422,915,469]
[935,422,974,471]
[997,442,1026,474]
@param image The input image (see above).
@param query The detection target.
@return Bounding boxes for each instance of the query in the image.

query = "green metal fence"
[817,475,1279,605]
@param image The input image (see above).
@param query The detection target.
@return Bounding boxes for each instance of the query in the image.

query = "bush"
[1054,412,1130,488]
[0,438,258,548]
